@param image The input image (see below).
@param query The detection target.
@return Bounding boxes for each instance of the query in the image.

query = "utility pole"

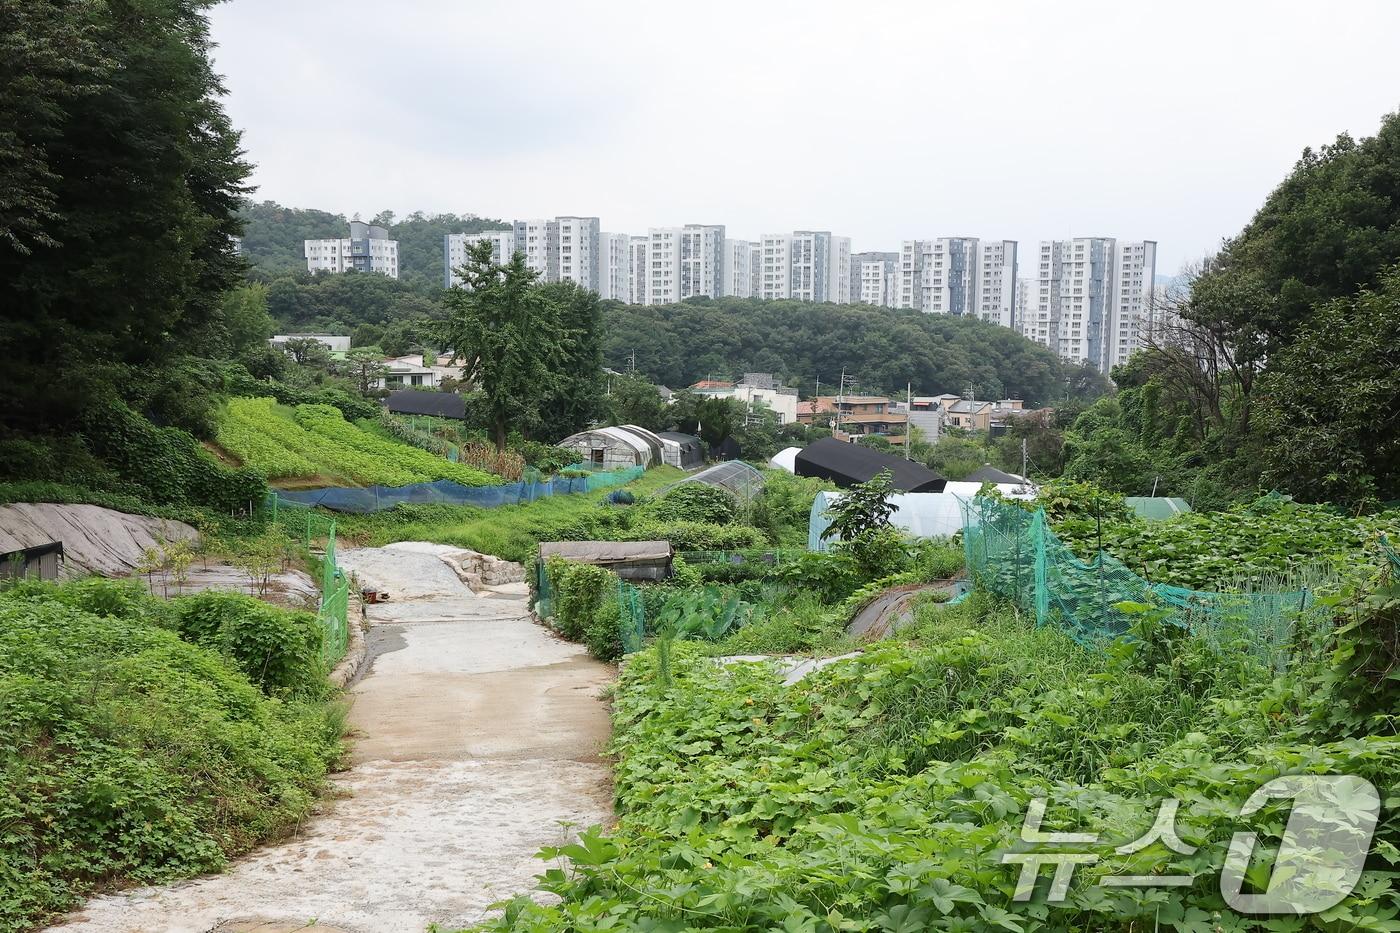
[904,381,912,461]
[1021,437,1028,481]
[626,350,636,373]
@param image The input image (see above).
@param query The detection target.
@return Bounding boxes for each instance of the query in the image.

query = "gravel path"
[50,545,615,933]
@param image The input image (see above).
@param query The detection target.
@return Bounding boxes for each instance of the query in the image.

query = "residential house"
[689,373,800,424]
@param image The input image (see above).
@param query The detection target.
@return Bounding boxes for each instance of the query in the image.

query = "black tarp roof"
[383,390,466,420]
[962,465,1027,484]
[795,437,946,492]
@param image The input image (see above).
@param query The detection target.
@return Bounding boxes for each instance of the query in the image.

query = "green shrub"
[625,520,767,551]
[77,401,268,513]
[0,588,341,930]
[773,550,863,603]
[173,591,325,698]
[586,594,624,662]
[554,562,614,642]
[644,484,739,525]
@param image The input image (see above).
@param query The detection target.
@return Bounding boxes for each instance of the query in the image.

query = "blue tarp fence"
[269,466,644,514]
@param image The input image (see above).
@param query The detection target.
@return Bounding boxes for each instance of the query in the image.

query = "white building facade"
[598,232,632,301]
[722,238,752,297]
[852,251,898,307]
[642,224,725,304]
[628,236,649,305]
[1026,238,1156,371]
[976,240,1019,328]
[442,230,515,288]
[305,221,399,278]
[759,231,850,303]
[511,216,601,289]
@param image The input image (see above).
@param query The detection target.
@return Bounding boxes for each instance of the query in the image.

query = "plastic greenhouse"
[657,460,766,504]
[809,491,972,551]
[556,426,661,468]
[768,447,801,473]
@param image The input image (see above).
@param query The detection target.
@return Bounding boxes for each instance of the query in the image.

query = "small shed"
[383,389,466,420]
[657,431,705,470]
[0,541,64,581]
[795,437,946,492]
[539,540,674,581]
[556,426,660,468]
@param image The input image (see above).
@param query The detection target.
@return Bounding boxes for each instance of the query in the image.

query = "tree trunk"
[494,418,507,453]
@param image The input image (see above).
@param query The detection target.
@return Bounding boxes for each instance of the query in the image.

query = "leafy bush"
[173,591,326,697]
[747,471,834,547]
[294,403,496,486]
[511,437,582,474]
[644,484,739,525]
[623,520,767,551]
[553,562,614,643]
[586,594,624,662]
[773,550,863,603]
[0,585,341,930]
[80,401,267,513]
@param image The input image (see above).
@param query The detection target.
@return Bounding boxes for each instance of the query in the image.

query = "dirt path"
[51,544,615,933]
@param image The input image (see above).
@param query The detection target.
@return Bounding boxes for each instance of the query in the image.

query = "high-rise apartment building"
[852,251,898,307]
[922,237,979,315]
[598,232,632,301]
[305,221,399,278]
[1108,240,1157,369]
[747,242,763,298]
[760,231,850,303]
[1026,238,1156,371]
[895,238,1015,323]
[442,229,514,288]
[642,224,725,304]
[976,240,1018,329]
[897,240,926,310]
[510,216,601,289]
[628,236,649,305]
[758,234,793,300]
[722,238,752,298]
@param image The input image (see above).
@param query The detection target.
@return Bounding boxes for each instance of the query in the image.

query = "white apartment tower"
[758,234,793,300]
[1028,238,1156,371]
[976,240,1018,328]
[442,230,514,288]
[896,238,1016,324]
[761,231,850,303]
[598,232,632,301]
[628,236,649,305]
[642,224,725,304]
[897,240,925,310]
[305,221,399,278]
[722,238,752,298]
[852,251,898,307]
[1108,240,1158,369]
[922,237,979,315]
[511,216,601,290]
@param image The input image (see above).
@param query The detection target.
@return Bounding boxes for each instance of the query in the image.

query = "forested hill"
[238,201,510,291]
[601,299,1106,406]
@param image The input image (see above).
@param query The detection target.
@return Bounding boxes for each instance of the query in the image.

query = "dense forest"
[600,299,1105,405]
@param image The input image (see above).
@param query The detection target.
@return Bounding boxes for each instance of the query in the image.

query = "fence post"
[1032,508,1049,627]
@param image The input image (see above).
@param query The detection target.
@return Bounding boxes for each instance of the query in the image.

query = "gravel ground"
[50,546,615,933]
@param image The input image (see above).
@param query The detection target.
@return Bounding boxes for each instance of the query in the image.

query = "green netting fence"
[268,497,349,665]
[676,549,806,567]
[960,496,1330,665]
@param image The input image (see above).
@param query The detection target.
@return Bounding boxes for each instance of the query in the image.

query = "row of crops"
[215,397,497,487]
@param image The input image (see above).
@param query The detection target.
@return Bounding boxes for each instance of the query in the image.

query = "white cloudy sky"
[209,0,1400,273]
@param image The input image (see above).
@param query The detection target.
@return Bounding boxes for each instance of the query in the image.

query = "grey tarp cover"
[539,541,673,563]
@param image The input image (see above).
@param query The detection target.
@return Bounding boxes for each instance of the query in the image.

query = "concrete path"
[50,545,615,933]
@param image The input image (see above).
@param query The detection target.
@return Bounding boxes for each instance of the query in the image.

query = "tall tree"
[536,281,604,440]
[440,242,559,450]
[0,0,251,432]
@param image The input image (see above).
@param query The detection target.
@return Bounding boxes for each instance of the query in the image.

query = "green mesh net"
[961,496,1330,666]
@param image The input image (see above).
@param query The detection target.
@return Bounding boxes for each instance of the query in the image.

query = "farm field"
[215,397,498,488]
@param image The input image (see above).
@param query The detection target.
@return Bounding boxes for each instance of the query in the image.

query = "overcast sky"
[209,0,1400,274]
